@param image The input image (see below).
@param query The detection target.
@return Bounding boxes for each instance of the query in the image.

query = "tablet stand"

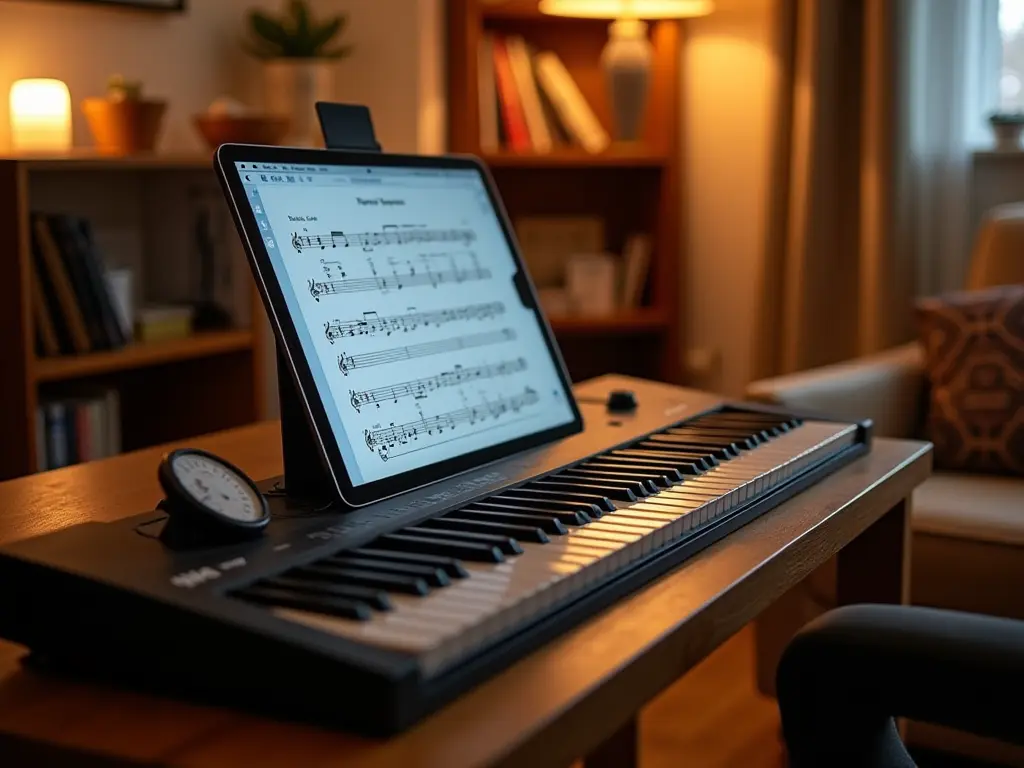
[275,103,382,503]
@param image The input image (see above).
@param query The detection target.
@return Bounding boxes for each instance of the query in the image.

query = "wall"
[0,0,444,154]
[681,0,780,397]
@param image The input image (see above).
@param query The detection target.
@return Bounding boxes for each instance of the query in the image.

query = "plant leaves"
[309,17,342,54]
[290,0,310,40]
[249,11,290,49]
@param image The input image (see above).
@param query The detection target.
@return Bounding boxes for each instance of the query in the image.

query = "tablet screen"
[235,159,578,488]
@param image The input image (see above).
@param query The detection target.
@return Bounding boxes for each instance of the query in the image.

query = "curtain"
[752,0,999,379]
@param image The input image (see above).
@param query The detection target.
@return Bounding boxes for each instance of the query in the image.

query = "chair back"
[967,203,1024,289]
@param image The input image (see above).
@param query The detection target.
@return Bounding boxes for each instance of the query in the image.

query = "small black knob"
[607,390,638,413]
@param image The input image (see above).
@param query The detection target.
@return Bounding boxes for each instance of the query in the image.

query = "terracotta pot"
[82,98,167,155]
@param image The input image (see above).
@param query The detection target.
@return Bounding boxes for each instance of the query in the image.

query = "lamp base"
[601,18,653,142]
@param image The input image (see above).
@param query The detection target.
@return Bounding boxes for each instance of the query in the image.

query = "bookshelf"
[0,153,267,481]
[447,0,684,383]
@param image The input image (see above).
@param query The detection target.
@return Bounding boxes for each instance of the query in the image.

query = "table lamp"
[539,0,713,141]
[8,78,73,153]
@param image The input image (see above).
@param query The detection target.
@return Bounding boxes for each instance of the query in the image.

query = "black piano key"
[689,424,773,441]
[582,460,684,482]
[427,516,550,543]
[569,466,673,489]
[347,547,469,579]
[529,479,638,503]
[664,430,758,450]
[556,471,657,496]
[643,436,740,458]
[234,586,372,621]
[708,410,800,429]
[326,556,451,587]
[696,415,787,435]
[402,526,523,555]
[379,533,506,563]
[457,507,569,534]
[468,501,590,526]
[505,487,616,513]
[290,565,431,596]
[626,443,725,463]
[261,577,392,611]
[609,449,710,471]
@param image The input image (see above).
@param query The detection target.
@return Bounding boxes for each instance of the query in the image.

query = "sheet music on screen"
[238,161,576,486]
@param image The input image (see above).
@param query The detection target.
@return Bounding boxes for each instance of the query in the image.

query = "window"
[1000,0,1024,110]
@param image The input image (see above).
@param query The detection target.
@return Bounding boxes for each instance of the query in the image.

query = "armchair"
[748,202,1024,764]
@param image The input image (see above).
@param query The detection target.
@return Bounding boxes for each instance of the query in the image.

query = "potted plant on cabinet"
[988,111,1024,151]
[245,0,352,146]
[82,75,167,155]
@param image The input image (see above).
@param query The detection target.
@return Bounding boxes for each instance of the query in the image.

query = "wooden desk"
[0,422,931,768]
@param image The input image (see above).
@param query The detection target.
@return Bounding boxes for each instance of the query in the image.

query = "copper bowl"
[193,114,290,148]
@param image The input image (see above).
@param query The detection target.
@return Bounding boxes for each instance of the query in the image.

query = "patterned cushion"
[915,285,1024,475]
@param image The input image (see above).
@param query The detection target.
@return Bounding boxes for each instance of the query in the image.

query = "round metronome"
[156,448,270,548]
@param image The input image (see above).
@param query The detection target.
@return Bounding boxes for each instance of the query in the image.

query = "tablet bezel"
[214,143,584,507]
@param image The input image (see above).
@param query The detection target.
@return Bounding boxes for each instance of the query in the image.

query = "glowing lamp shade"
[9,78,72,152]
[539,0,713,142]
[538,0,714,18]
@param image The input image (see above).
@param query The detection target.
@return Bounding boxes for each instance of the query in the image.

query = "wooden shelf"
[549,309,670,334]
[34,330,255,383]
[482,148,668,168]
[1,151,213,171]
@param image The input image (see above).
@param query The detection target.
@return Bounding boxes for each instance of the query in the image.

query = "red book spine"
[492,36,531,152]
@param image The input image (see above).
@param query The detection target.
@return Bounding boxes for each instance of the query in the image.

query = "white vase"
[600,19,652,142]
[263,59,336,146]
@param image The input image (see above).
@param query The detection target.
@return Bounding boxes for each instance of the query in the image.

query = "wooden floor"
[640,623,784,768]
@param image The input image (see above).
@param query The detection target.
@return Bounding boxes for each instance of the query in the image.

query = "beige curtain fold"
[753,0,916,379]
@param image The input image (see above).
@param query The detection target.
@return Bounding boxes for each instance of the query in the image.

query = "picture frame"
[7,0,186,11]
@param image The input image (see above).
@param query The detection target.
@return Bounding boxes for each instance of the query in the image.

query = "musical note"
[349,358,528,410]
[337,329,516,375]
[364,387,540,458]
[325,302,506,342]
[292,227,476,253]
[307,266,492,301]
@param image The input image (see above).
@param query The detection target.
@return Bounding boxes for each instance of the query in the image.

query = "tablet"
[215,144,583,507]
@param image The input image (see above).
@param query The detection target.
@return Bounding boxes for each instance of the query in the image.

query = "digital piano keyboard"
[0,376,871,736]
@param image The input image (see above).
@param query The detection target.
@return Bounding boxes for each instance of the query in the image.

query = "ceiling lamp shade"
[538,0,715,19]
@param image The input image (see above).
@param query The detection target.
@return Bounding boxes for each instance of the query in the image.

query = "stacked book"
[479,33,611,154]
[30,212,130,358]
[35,390,121,471]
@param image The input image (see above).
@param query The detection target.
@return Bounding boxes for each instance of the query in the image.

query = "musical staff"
[338,328,516,375]
[308,266,491,301]
[364,387,540,458]
[325,302,505,342]
[292,227,476,252]
[349,358,527,410]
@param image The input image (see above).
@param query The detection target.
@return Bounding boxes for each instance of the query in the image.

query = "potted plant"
[245,0,352,146]
[988,111,1024,151]
[82,75,167,155]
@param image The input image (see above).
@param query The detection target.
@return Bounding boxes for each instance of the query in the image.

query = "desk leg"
[836,495,911,606]
[581,717,638,768]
